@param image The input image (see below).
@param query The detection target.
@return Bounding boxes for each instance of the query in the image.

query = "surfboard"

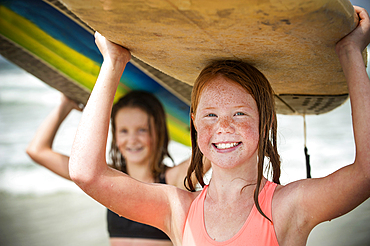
[0,0,191,146]
[57,0,366,115]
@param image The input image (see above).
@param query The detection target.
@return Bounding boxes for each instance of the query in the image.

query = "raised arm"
[69,33,192,242]
[336,7,370,166]
[69,32,130,185]
[310,5,370,219]
[274,6,370,244]
[26,94,81,180]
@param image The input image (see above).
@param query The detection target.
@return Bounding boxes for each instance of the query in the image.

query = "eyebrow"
[201,106,217,110]
[201,105,252,110]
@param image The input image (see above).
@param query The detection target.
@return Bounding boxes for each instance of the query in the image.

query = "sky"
[351,0,370,10]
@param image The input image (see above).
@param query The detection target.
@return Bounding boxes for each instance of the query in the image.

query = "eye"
[138,128,148,133]
[119,128,128,134]
[235,112,246,116]
[206,113,217,117]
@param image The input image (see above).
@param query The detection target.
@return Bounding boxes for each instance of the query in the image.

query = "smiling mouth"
[213,142,241,150]
[126,147,143,152]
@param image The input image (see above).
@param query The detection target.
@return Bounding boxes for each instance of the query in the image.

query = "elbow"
[26,143,52,168]
[359,162,370,198]
[68,156,102,190]
[69,140,108,190]
[353,157,370,186]
[26,145,35,159]
[358,153,370,176]
[364,164,370,183]
[69,157,88,186]
[26,144,41,163]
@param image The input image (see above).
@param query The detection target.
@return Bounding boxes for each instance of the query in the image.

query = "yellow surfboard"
[59,0,363,115]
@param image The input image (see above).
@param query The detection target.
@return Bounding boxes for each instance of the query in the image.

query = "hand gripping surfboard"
[57,0,366,115]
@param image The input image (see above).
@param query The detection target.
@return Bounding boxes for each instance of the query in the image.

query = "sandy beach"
[0,191,109,246]
[0,190,369,246]
[307,198,370,246]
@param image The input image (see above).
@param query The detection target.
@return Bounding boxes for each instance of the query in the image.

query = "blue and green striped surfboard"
[0,0,191,146]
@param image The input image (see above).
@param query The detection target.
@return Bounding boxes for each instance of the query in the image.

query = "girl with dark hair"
[69,6,370,246]
[27,90,206,245]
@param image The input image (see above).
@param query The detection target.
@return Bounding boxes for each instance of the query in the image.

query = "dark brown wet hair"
[109,90,173,182]
[185,60,281,221]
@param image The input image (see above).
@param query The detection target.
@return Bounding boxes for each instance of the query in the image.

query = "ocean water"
[0,54,357,194]
[1,50,370,246]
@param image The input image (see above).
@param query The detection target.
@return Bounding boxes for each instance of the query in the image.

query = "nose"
[217,116,234,134]
[127,132,139,143]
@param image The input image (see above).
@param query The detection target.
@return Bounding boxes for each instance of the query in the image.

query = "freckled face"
[115,107,154,166]
[192,76,260,169]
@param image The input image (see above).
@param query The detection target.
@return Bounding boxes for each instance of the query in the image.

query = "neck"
[207,159,264,202]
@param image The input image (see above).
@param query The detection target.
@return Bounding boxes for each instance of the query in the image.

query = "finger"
[353,6,368,20]
[359,9,370,23]
[94,31,101,38]
[353,6,364,13]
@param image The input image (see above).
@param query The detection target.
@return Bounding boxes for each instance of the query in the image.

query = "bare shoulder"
[272,181,300,225]
[163,184,201,244]
[163,181,198,201]
[272,180,314,246]
[164,183,200,216]
[273,179,307,203]
[165,159,190,188]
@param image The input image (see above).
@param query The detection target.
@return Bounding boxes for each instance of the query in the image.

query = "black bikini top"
[107,174,170,240]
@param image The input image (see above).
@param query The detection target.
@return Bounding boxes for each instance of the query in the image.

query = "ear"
[191,113,197,131]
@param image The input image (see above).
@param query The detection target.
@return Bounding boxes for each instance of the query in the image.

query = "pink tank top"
[182,181,279,246]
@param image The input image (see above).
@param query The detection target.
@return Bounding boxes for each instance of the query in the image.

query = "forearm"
[26,99,76,180]
[337,45,370,167]
[69,58,126,185]
[27,101,73,161]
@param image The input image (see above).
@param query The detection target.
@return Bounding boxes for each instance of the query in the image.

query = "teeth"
[128,147,142,151]
[215,142,239,149]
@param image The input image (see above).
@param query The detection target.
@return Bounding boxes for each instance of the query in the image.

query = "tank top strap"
[258,181,277,220]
